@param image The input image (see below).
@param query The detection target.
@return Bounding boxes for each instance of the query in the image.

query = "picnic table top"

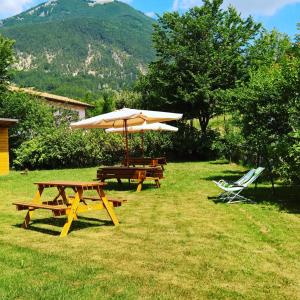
[98,166,162,170]
[34,181,106,188]
[130,157,166,160]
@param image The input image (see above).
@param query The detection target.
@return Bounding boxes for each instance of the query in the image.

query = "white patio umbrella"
[70,108,182,165]
[106,122,178,157]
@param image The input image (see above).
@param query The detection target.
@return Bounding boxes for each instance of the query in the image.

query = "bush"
[143,123,218,161]
[212,125,244,163]
[0,91,54,151]
[13,122,220,170]
[13,127,125,170]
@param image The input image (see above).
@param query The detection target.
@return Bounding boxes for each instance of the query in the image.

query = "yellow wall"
[0,128,9,175]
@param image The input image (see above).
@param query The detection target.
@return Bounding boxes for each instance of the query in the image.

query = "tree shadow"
[245,186,300,214]
[205,170,248,183]
[13,216,114,236]
[103,180,160,192]
[209,160,230,165]
[206,172,300,214]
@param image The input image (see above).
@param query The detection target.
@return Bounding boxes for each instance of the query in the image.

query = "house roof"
[9,86,94,108]
[0,118,18,128]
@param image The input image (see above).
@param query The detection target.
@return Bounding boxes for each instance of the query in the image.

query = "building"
[0,118,18,175]
[9,86,93,120]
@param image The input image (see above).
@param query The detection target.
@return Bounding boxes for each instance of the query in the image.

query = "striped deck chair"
[213,167,265,204]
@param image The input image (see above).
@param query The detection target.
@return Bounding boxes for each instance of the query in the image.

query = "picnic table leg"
[61,187,78,220]
[60,188,82,237]
[136,172,144,192]
[97,188,119,225]
[136,179,143,192]
[155,179,160,188]
[22,186,44,228]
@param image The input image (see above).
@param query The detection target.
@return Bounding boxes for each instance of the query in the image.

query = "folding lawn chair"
[213,167,265,204]
[214,168,256,187]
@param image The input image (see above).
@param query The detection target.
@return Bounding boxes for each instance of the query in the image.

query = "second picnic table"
[123,157,167,170]
[13,181,124,237]
[96,166,164,192]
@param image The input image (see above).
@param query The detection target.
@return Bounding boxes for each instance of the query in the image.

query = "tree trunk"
[198,115,209,134]
[263,153,275,195]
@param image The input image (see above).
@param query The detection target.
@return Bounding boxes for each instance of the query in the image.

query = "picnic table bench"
[13,181,125,237]
[96,166,164,192]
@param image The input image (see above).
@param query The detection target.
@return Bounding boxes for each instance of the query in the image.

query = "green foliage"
[0,91,54,150]
[138,0,261,133]
[13,127,125,170]
[0,34,14,91]
[142,123,218,161]
[115,90,142,109]
[230,51,300,183]
[0,0,155,98]
[212,122,244,162]
[246,29,292,70]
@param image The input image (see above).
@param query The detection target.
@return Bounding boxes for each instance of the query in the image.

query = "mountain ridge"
[0,0,155,98]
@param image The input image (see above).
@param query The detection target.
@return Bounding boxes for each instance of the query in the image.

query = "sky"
[0,0,299,38]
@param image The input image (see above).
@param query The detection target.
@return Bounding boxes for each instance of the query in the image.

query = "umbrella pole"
[125,119,129,166]
[141,131,144,158]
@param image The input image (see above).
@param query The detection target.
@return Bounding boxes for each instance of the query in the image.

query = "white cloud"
[172,0,179,11]
[145,11,156,18]
[0,0,35,18]
[223,0,300,16]
[171,0,300,16]
[172,0,201,11]
[119,0,133,4]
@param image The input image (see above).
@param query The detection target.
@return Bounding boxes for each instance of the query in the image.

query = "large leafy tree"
[230,35,300,184]
[0,34,14,91]
[0,92,55,151]
[138,0,260,134]
[246,29,292,69]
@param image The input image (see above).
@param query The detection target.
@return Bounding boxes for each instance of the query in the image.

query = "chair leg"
[226,190,255,204]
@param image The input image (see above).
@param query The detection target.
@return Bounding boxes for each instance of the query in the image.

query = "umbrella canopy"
[105,122,178,134]
[106,122,178,158]
[70,108,182,129]
[70,108,182,165]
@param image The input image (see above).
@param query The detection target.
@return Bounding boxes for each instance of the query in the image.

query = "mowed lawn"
[0,162,299,300]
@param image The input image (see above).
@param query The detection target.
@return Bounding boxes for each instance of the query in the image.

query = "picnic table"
[97,166,164,192]
[123,157,167,169]
[13,181,125,237]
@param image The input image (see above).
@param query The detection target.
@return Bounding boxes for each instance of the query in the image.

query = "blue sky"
[0,0,299,38]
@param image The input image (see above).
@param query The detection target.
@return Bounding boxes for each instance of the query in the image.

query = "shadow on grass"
[206,172,300,214]
[205,170,247,183]
[103,180,159,192]
[13,216,114,236]
[209,160,230,165]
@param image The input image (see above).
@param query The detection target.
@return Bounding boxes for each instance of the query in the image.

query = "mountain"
[0,0,155,98]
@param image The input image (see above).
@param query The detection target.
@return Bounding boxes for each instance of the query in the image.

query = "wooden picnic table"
[97,166,164,192]
[13,181,124,237]
[122,157,167,169]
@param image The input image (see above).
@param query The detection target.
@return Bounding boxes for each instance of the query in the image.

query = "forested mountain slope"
[0,0,155,98]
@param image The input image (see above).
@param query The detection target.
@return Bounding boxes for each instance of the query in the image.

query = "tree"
[230,51,300,185]
[0,34,14,91]
[0,91,54,151]
[138,0,260,134]
[246,29,292,70]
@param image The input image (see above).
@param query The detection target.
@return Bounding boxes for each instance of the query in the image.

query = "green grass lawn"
[0,162,299,300]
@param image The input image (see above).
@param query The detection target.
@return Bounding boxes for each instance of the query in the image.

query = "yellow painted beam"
[0,128,9,175]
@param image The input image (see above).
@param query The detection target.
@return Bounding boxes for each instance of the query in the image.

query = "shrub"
[13,122,220,170]
[13,127,124,170]
[212,125,244,163]
[0,91,54,151]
